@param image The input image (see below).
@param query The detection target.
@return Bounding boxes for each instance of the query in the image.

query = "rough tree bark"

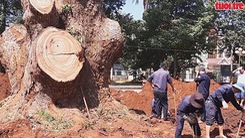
[0,0,123,126]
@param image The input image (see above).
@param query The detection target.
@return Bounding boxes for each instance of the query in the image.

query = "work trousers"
[153,90,168,119]
[205,97,224,126]
[175,115,201,138]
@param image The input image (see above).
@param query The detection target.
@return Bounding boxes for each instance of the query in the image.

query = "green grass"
[37,110,73,131]
[38,110,55,122]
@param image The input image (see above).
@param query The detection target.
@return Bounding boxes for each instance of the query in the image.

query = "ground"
[0,73,244,138]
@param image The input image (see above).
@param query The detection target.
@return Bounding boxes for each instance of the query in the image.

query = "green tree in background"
[136,0,216,76]
[0,0,23,34]
[215,6,245,66]
[104,0,216,77]
[118,16,145,70]
[103,0,126,19]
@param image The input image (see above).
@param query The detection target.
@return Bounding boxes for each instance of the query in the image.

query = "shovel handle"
[236,112,244,138]
[173,93,177,119]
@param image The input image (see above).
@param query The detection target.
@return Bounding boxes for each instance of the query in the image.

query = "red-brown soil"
[0,73,11,101]
[0,73,244,138]
[111,79,221,116]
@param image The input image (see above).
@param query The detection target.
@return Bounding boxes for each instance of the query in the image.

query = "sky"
[121,0,144,20]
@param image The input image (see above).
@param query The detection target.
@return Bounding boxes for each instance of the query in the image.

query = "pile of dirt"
[111,79,221,116]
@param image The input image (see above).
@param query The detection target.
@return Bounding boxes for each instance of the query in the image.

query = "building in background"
[110,64,129,82]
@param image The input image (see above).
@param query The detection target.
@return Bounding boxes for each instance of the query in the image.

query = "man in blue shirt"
[194,67,210,100]
[175,93,204,138]
[205,83,245,138]
[148,63,175,120]
[194,67,210,122]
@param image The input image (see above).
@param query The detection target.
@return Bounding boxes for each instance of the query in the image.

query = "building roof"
[217,58,231,65]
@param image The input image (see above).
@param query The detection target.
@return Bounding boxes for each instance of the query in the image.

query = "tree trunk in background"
[0,0,123,123]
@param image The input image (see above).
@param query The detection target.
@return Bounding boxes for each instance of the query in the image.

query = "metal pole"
[230,43,234,84]
[239,54,241,67]
[231,46,233,72]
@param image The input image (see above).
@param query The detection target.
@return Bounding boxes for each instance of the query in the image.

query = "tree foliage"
[103,0,216,75]
[119,17,145,70]
[0,0,23,34]
[102,0,126,19]
[132,0,216,75]
[214,2,245,63]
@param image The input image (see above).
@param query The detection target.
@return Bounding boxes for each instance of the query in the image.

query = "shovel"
[236,112,244,138]
[173,89,180,119]
[173,92,177,119]
[171,89,178,124]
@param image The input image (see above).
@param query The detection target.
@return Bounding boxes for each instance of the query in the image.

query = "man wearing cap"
[147,63,175,120]
[232,65,245,106]
[175,93,204,138]
[205,83,245,138]
[194,67,210,122]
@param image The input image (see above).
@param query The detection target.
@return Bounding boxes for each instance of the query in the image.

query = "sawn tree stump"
[0,0,124,129]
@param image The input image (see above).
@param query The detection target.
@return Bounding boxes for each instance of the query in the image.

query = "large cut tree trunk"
[0,0,123,126]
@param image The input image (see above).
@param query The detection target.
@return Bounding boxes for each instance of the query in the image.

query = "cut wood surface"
[36,27,84,82]
[29,0,54,14]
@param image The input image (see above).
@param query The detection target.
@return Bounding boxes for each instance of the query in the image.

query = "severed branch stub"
[36,27,84,82]
[29,0,55,14]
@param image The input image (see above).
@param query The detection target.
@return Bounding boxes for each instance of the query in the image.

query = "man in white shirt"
[232,66,245,106]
